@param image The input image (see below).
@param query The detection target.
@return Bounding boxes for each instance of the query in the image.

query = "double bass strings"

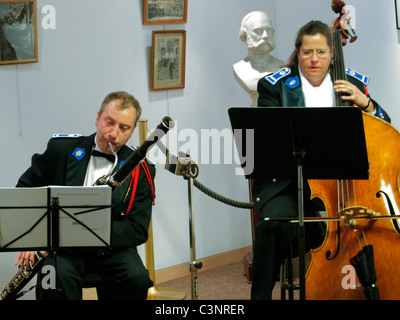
[336,178,369,254]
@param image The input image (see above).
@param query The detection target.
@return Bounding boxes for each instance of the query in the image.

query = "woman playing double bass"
[251,20,390,300]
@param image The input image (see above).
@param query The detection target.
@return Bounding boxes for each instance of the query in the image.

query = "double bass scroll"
[331,0,357,46]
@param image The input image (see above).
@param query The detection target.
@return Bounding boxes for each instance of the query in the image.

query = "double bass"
[305,1,400,300]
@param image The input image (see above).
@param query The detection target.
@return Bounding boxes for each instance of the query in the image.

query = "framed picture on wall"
[151,30,186,91]
[0,0,38,65]
[143,0,187,25]
[396,0,400,29]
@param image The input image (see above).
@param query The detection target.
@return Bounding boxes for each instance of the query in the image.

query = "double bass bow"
[304,1,400,300]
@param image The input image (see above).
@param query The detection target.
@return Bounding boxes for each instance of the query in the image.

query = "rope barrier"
[191,177,255,210]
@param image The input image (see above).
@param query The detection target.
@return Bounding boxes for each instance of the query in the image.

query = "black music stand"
[228,106,369,300]
[0,186,112,252]
[0,186,112,299]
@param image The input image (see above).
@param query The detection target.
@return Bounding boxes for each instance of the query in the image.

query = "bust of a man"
[233,11,284,106]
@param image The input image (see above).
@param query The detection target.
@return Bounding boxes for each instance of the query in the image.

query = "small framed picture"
[151,30,186,91]
[143,0,187,25]
[396,0,400,29]
[0,0,38,65]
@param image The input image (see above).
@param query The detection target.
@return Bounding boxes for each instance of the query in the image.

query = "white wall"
[0,0,399,299]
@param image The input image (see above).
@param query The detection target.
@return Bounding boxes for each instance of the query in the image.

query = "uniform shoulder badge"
[345,67,370,86]
[265,67,291,85]
[285,75,300,89]
[52,133,83,139]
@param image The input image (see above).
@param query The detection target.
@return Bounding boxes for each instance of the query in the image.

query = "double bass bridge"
[337,206,380,227]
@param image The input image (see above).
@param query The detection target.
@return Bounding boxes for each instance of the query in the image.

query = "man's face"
[245,14,276,54]
[297,33,333,87]
[95,99,137,154]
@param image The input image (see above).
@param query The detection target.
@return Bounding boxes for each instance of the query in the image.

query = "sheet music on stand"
[0,186,112,251]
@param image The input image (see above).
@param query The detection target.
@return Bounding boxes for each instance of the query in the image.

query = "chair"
[82,273,103,300]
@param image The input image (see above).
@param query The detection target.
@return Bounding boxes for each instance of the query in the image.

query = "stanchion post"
[187,175,202,300]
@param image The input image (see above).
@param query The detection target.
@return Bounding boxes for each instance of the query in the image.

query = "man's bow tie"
[91,149,116,162]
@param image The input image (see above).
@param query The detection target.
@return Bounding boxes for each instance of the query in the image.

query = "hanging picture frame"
[0,0,38,65]
[151,30,186,91]
[143,0,187,25]
[396,0,400,29]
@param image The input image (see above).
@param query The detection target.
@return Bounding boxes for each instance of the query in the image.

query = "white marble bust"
[233,11,284,106]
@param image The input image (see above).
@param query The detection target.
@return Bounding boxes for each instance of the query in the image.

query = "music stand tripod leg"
[297,158,306,300]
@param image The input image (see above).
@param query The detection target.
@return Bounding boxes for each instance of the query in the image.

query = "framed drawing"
[143,0,187,25]
[396,0,400,29]
[0,0,38,65]
[151,30,186,91]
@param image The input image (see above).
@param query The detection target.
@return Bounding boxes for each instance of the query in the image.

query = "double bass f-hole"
[325,180,375,261]
[376,190,400,234]
[325,220,340,260]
